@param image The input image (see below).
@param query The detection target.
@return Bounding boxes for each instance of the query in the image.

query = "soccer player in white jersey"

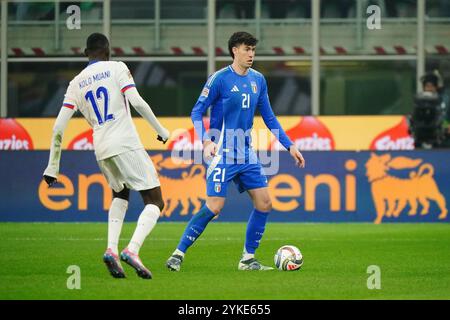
[42,33,170,279]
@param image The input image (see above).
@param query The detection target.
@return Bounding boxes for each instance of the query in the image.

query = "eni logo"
[38,155,358,216]
[365,153,448,224]
[150,154,206,217]
[153,155,357,216]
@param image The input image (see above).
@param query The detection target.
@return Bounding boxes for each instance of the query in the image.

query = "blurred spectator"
[394,0,416,17]
[217,0,254,19]
[12,2,100,21]
[162,0,205,19]
[13,2,54,20]
[111,1,154,20]
[427,0,450,18]
[348,0,399,18]
[286,0,310,19]
[217,2,239,19]
[322,0,354,18]
[262,0,310,19]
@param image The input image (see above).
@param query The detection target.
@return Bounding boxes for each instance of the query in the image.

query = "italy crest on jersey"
[251,81,257,94]
[214,183,221,193]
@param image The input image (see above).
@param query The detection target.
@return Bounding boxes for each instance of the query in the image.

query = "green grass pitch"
[0,222,449,300]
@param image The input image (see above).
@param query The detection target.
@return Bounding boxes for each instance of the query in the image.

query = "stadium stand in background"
[2,0,450,121]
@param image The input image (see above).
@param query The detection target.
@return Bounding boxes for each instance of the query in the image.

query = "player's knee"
[208,205,222,215]
[154,198,165,212]
[140,190,164,212]
[113,187,130,201]
[257,198,272,212]
[206,202,223,215]
[149,194,165,212]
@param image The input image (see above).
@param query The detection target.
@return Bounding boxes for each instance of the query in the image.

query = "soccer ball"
[274,245,303,271]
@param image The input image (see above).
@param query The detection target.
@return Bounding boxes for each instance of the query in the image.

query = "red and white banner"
[9,45,450,56]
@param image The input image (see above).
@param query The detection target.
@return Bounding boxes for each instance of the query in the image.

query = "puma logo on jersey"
[231,85,239,92]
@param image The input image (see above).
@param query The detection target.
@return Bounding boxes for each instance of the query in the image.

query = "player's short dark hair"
[85,33,109,56]
[228,32,258,59]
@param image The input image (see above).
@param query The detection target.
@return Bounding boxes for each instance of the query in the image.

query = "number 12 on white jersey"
[85,86,114,125]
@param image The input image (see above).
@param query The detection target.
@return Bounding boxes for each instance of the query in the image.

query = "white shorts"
[97,149,160,193]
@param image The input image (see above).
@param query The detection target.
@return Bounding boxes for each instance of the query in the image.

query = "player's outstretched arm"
[125,87,170,143]
[43,106,75,186]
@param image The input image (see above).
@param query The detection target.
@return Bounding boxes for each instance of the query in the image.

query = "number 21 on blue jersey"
[242,93,250,109]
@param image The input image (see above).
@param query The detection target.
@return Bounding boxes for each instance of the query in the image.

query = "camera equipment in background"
[409,91,447,149]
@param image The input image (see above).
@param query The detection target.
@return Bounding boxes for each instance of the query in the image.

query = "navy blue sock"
[177,205,216,253]
[245,208,270,254]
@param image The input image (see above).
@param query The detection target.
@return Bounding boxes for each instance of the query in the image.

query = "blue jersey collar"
[229,65,250,77]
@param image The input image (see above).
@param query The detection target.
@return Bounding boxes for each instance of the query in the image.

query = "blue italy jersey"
[191,65,293,163]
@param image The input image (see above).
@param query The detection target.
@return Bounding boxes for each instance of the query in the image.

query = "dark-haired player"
[166,32,305,271]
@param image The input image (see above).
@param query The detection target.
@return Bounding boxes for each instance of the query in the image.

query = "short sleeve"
[116,61,136,93]
[62,80,79,111]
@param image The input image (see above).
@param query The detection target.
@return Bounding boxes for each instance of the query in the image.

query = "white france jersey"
[62,60,144,160]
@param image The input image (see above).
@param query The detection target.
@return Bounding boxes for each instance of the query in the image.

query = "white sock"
[242,248,254,261]
[107,198,128,255]
[173,248,185,257]
[128,204,160,255]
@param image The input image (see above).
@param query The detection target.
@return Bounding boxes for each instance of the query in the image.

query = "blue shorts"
[206,160,268,197]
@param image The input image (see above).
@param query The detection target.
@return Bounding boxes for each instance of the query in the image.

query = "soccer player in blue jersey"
[166,31,305,271]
